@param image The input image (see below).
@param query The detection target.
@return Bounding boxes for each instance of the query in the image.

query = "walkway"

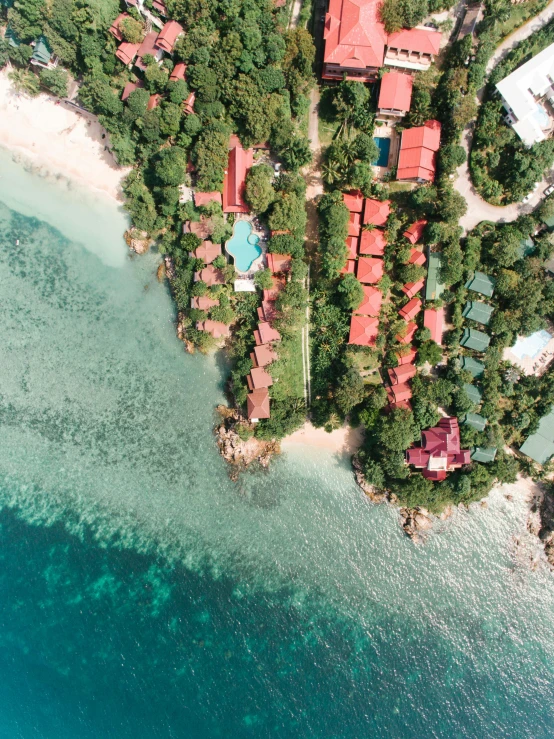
[453,0,554,232]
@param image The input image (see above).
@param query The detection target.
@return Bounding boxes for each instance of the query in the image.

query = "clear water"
[373,137,391,167]
[511,329,552,360]
[226,219,262,272]
[2,147,554,737]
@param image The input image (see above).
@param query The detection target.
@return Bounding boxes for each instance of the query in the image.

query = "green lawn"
[275,329,305,399]
[497,0,548,40]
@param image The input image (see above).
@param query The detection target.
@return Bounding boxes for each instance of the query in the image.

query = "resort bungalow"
[116,41,141,65]
[463,413,487,432]
[460,355,485,378]
[364,198,390,227]
[423,308,444,346]
[348,211,362,237]
[196,320,230,339]
[194,191,222,208]
[397,321,417,345]
[387,382,412,404]
[247,367,273,391]
[402,278,425,299]
[384,27,441,72]
[191,296,219,310]
[247,388,271,422]
[403,219,427,245]
[183,92,196,115]
[222,136,253,213]
[408,248,426,266]
[30,36,57,69]
[388,363,417,385]
[343,191,364,212]
[356,285,382,316]
[267,254,292,273]
[346,236,358,259]
[519,236,535,258]
[257,300,278,323]
[425,253,444,301]
[399,297,421,322]
[156,20,183,52]
[263,276,285,301]
[471,447,497,463]
[465,271,495,298]
[377,71,413,119]
[462,301,494,326]
[359,229,386,256]
[147,94,162,110]
[461,327,490,352]
[520,407,554,464]
[251,344,278,368]
[407,417,471,481]
[397,120,441,183]
[109,13,130,41]
[195,265,225,286]
[357,257,384,284]
[348,315,379,346]
[463,382,483,406]
[256,322,281,344]
[396,347,417,365]
[341,260,357,275]
[169,62,187,81]
[135,31,163,70]
[121,79,144,100]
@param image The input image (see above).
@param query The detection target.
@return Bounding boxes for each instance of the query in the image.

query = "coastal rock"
[399,507,433,543]
[351,456,388,503]
[529,481,554,568]
[125,228,152,254]
[164,256,176,281]
[214,405,280,474]
[157,262,166,281]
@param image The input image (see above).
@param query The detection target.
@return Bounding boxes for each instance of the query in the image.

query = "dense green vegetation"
[379,0,455,34]
[470,17,554,204]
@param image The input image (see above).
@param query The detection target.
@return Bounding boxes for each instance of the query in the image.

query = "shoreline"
[0,70,129,203]
[281,421,364,455]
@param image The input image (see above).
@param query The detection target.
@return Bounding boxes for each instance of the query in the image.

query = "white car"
[545,184,554,197]
[523,183,540,203]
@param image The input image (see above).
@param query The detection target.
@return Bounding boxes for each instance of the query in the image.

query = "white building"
[495,41,554,147]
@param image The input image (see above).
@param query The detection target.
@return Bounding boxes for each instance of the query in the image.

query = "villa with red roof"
[397,347,417,365]
[408,248,426,266]
[357,257,384,284]
[363,198,390,226]
[183,92,196,115]
[346,236,358,259]
[404,220,427,244]
[247,367,273,391]
[387,382,412,404]
[397,321,417,344]
[196,320,230,339]
[191,296,219,311]
[116,42,141,66]
[407,417,471,481]
[348,315,379,345]
[267,254,292,273]
[356,285,382,316]
[348,211,362,236]
[156,21,183,52]
[195,265,225,286]
[121,79,143,100]
[247,387,271,421]
[322,0,441,81]
[251,344,278,368]
[109,13,130,42]
[377,71,413,119]
[169,62,187,81]
[341,260,357,275]
[147,94,162,110]
[343,191,364,212]
[423,308,444,346]
[401,278,425,299]
[134,31,163,70]
[194,191,222,208]
[398,297,421,322]
[397,120,441,183]
[257,322,281,344]
[388,363,417,385]
[359,229,386,256]
[222,136,254,213]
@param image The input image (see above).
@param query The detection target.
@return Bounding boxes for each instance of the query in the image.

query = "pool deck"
[503,331,554,376]
[371,124,399,181]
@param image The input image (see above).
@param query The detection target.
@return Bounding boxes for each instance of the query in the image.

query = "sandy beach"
[0,69,129,201]
[282,422,364,455]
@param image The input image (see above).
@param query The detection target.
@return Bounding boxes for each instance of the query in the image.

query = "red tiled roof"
[388,363,417,385]
[195,265,225,286]
[253,344,278,367]
[397,121,441,182]
[398,297,421,322]
[378,71,413,112]
[258,322,281,343]
[169,62,187,81]
[407,417,470,477]
[346,236,358,260]
[253,329,263,346]
[356,285,382,316]
[323,0,388,76]
[403,219,427,244]
[262,276,285,301]
[194,191,222,207]
[348,211,361,236]
[363,198,390,226]
[387,27,441,55]
[116,42,141,65]
[188,219,212,239]
[258,300,278,323]
[396,321,417,344]
[193,241,221,264]
[152,0,168,14]
[156,20,183,52]
[196,320,230,338]
[348,314,379,346]
[121,79,143,101]
[222,136,253,213]
[249,367,273,390]
[386,382,412,403]
[191,296,219,310]
[247,387,271,419]
[356,257,384,284]
[387,399,412,413]
[341,259,357,275]
[396,347,417,365]
[359,229,386,256]
[147,93,162,110]
[183,92,196,115]
[135,31,160,70]
[424,308,444,346]
[401,278,425,299]
[267,253,292,273]
[408,248,426,266]
[343,191,364,213]
[109,13,130,42]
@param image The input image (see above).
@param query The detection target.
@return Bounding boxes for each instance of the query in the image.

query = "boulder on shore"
[214,405,280,475]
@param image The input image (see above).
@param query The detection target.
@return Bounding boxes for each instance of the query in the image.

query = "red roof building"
[388,363,417,385]
[359,229,386,256]
[257,301,278,323]
[396,321,417,344]
[348,315,379,346]
[398,297,421,322]
[341,260,357,275]
[424,308,444,346]
[169,62,187,81]
[247,367,273,391]
[152,0,168,14]
[343,191,364,212]
[356,285,382,316]
[357,257,384,284]
[386,382,412,403]
[196,320,231,339]
[267,253,292,273]
[191,296,219,310]
[378,71,413,117]
[363,198,390,226]
[156,21,183,52]
[109,13,130,42]
[134,31,161,71]
[193,241,221,264]
[401,278,425,299]
[386,27,441,62]
[258,322,281,343]
[404,219,427,244]
[183,92,196,115]
[408,248,426,266]
[396,346,417,365]
[147,93,162,110]
[116,42,141,66]
[262,276,285,302]
[251,344,278,368]
[407,417,471,481]
[222,136,254,213]
[247,388,271,421]
[194,191,222,208]
[397,120,441,183]
[348,211,362,236]
[387,399,413,413]
[346,236,358,260]
[195,265,225,286]
[121,79,144,101]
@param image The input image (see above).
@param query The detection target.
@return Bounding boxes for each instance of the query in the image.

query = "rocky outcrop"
[124,228,152,254]
[215,406,280,479]
[528,481,554,567]
[157,262,166,281]
[164,256,176,281]
[352,456,388,503]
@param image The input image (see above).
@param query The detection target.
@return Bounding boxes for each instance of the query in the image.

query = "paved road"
[453,0,554,232]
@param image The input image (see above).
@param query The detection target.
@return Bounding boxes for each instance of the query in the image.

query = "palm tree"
[9,69,40,97]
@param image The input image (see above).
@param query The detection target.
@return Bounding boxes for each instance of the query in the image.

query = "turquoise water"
[511,329,552,360]
[2,147,554,736]
[225,219,261,272]
[373,137,391,167]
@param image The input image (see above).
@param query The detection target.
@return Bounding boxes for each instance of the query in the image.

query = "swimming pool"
[511,329,552,360]
[225,220,262,272]
[373,137,391,167]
